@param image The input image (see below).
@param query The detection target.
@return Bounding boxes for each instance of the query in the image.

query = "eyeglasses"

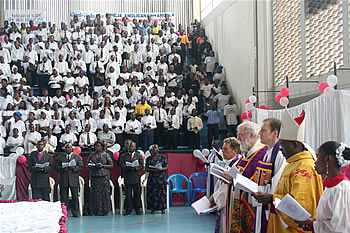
[237,133,248,138]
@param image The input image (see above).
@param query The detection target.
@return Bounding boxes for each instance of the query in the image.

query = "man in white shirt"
[53,42,68,64]
[24,123,42,154]
[140,108,156,150]
[71,53,86,76]
[6,128,24,153]
[164,108,180,150]
[153,101,167,147]
[55,54,69,76]
[130,44,142,67]
[111,111,125,146]
[0,56,11,76]
[81,111,97,133]
[79,124,97,151]
[74,70,89,94]
[125,112,142,147]
[11,41,24,69]
[59,124,78,151]
[168,47,181,64]
[0,44,11,64]
[224,96,239,136]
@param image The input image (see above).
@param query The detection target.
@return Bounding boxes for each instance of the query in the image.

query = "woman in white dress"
[296,141,350,233]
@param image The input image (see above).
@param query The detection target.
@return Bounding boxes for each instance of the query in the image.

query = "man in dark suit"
[119,141,143,215]
[55,143,83,217]
[28,140,53,201]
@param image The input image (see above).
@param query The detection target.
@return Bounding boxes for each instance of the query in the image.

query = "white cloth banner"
[0,201,62,233]
[0,154,19,200]
[70,11,176,26]
[5,9,46,26]
[253,90,350,150]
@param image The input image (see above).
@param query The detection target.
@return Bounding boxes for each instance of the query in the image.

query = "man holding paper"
[209,137,241,233]
[254,110,323,233]
[28,140,53,201]
[55,143,83,217]
[119,141,144,215]
[229,121,268,233]
[252,118,287,233]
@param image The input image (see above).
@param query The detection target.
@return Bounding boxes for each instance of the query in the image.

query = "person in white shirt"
[89,55,105,75]
[71,53,87,76]
[0,135,5,154]
[8,112,26,137]
[38,111,50,135]
[82,44,94,74]
[111,111,125,146]
[0,43,11,64]
[141,108,157,150]
[49,68,63,96]
[36,56,52,89]
[204,50,217,77]
[157,58,168,74]
[130,44,142,66]
[97,124,116,147]
[0,56,11,76]
[6,128,24,153]
[24,123,42,154]
[50,111,65,136]
[96,110,112,131]
[11,41,24,68]
[153,101,167,147]
[79,124,97,150]
[125,112,142,147]
[9,66,22,89]
[224,96,239,136]
[65,112,82,135]
[164,108,180,150]
[74,70,89,94]
[81,111,97,133]
[55,54,69,76]
[59,124,78,150]
[168,47,181,64]
[62,70,75,93]
[44,128,57,152]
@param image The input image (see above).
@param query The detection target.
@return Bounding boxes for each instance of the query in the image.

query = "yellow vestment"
[267,151,323,233]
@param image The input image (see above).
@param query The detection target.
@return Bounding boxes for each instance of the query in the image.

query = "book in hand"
[62,159,77,168]
[149,163,162,169]
[35,162,50,168]
[126,160,139,167]
[233,174,258,193]
[88,162,103,167]
[209,164,230,183]
[191,196,217,215]
[273,194,311,221]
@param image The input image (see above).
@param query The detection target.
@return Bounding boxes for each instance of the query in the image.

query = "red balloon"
[113,152,119,161]
[248,110,252,119]
[73,146,82,155]
[318,81,329,93]
[18,155,27,164]
[245,98,250,104]
[258,105,268,110]
[280,87,290,97]
[275,94,282,103]
[241,112,248,120]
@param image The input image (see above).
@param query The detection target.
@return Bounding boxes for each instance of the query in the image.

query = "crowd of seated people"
[0,15,240,154]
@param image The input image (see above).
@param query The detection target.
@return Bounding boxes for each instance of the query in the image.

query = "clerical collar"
[323,172,350,188]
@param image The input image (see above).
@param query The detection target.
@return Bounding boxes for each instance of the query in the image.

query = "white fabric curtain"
[253,90,350,151]
[0,154,19,200]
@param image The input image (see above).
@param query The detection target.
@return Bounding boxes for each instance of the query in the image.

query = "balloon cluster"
[241,95,257,120]
[275,87,290,107]
[15,147,27,164]
[319,75,337,98]
[193,149,210,165]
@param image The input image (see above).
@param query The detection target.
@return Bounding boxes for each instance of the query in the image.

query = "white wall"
[201,0,275,110]
[201,0,350,110]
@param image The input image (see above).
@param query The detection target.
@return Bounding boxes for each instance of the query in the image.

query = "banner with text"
[70,11,175,26]
[5,9,46,26]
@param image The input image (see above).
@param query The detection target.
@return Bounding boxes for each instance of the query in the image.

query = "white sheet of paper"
[69,159,76,167]
[191,196,218,215]
[126,160,139,167]
[227,166,240,179]
[35,162,49,168]
[233,174,258,193]
[62,162,69,168]
[149,163,162,169]
[209,164,229,183]
[88,162,95,166]
[273,194,311,221]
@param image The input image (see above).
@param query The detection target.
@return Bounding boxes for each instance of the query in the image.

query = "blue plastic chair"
[167,174,190,206]
[189,172,208,204]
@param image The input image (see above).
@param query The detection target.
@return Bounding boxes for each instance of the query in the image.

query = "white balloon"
[245,103,254,111]
[248,95,257,104]
[202,149,210,157]
[9,153,17,157]
[280,97,289,107]
[324,87,335,98]
[193,149,202,158]
[327,75,338,87]
[16,147,24,155]
[138,150,145,157]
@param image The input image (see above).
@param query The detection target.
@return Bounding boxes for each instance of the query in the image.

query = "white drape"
[0,154,19,200]
[253,90,350,151]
